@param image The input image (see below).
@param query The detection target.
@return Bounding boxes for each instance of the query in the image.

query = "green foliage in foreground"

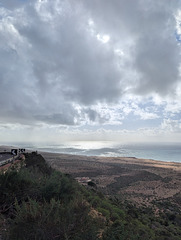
[0,153,181,240]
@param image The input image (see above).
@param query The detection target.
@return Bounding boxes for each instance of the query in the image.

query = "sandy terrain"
[41,152,181,208]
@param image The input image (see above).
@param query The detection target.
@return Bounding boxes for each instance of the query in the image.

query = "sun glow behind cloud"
[96,34,110,43]
[175,9,181,42]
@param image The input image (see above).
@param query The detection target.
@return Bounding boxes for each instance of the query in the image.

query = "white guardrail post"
[0,157,14,167]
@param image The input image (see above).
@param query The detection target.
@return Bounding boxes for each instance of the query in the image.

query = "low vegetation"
[0,152,181,239]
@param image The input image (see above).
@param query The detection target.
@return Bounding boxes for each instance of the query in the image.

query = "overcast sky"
[0,0,181,144]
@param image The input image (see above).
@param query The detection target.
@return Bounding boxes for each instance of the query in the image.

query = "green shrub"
[7,197,99,240]
[0,168,36,207]
[97,207,110,219]
[91,196,102,208]
[100,200,112,211]
[40,171,78,202]
[111,207,125,220]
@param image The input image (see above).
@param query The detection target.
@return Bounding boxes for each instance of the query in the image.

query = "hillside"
[42,152,181,209]
[0,152,181,239]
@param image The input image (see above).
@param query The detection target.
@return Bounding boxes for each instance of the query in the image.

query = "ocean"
[6,141,181,163]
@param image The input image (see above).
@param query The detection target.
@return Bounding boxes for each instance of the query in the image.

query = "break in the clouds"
[0,0,181,143]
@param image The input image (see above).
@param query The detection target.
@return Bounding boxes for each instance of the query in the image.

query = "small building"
[75,177,92,186]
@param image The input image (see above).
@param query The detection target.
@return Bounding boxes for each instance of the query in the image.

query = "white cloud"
[161,119,181,132]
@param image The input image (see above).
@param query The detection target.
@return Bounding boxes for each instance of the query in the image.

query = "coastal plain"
[42,152,181,209]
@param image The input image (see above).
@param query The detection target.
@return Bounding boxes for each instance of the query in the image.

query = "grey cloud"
[34,107,108,126]
[132,2,180,95]
[85,109,98,122]
[83,108,109,124]
[35,113,78,126]
[135,36,179,95]
[0,0,180,127]
[0,0,34,10]
[83,0,180,95]
[20,1,122,104]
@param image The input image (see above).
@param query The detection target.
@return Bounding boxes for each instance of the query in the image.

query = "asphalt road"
[0,153,12,165]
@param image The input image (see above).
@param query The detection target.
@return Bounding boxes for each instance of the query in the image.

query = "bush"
[0,168,36,208]
[40,171,78,202]
[111,207,125,221]
[7,198,99,240]
[91,196,102,208]
[97,207,110,219]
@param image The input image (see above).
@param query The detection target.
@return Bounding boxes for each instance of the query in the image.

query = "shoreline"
[40,151,181,169]
[1,143,181,163]
[1,144,181,169]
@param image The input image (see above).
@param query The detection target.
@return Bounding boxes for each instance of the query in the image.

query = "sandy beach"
[41,152,181,208]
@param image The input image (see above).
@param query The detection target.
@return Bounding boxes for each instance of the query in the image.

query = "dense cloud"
[0,0,181,130]
[84,0,180,94]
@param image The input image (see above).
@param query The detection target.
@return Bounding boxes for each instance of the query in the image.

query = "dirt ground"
[41,152,181,208]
